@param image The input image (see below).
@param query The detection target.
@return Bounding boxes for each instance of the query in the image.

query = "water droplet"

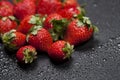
[90,56,94,59]
[92,48,95,50]
[118,43,120,48]
[103,58,107,62]
[116,37,120,40]
[0,59,3,61]
[98,45,102,49]
[0,54,4,58]
[0,51,3,54]
[109,38,113,42]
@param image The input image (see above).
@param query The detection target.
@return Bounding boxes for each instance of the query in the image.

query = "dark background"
[0,0,120,80]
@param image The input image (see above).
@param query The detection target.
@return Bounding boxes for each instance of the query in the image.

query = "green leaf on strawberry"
[63,42,74,59]
[50,19,69,41]
[29,14,46,26]
[23,48,37,63]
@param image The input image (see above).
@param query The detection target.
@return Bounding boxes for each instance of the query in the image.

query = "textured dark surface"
[0,0,120,80]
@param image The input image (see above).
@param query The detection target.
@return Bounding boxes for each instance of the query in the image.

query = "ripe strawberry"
[2,29,26,50]
[37,0,62,15]
[44,13,63,30]
[59,0,78,7]
[0,16,17,34]
[13,0,36,20]
[0,1,13,17]
[58,5,80,20]
[16,45,37,64]
[48,40,74,62]
[44,13,68,41]
[17,14,44,34]
[64,15,98,45]
[27,26,53,52]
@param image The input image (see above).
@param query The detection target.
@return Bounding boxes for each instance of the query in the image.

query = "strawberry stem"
[62,42,74,59]
[50,19,69,41]
[2,30,17,50]
[23,48,37,64]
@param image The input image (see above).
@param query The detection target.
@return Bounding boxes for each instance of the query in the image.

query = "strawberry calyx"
[26,25,42,42]
[50,19,69,41]
[2,29,17,50]
[62,42,74,59]
[29,25,42,35]
[29,14,46,26]
[1,16,16,21]
[76,6,86,16]
[23,48,37,63]
[76,14,99,33]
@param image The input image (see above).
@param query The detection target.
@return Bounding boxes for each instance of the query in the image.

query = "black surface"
[0,0,120,80]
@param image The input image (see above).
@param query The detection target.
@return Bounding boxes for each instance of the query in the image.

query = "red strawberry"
[17,14,44,34]
[2,29,26,50]
[48,40,74,62]
[16,45,37,64]
[27,26,53,52]
[64,15,98,45]
[0,16,17,34]
[0,1,13,17]
[58,5,80,20]
[37,0,62,15]
[59,0,78,7]
[44,13,63,30]
[44,13,68,41]
[13,0,36,20]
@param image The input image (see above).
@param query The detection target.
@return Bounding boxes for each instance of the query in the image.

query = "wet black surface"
[0,0,120,80]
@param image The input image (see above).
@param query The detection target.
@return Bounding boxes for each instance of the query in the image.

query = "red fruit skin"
[58,5,80,20]
[64,19,93,45]
[48,40,66,61]
[16,45,36,62]
[60,0,78,7]
[0,1,13,17]
[12,32,26,48]
[13,0,36,4]
[0,18,17,34]
[44,13,63,30]
[13,0,36,20]
[17,15,34,34]
[28,28,53,52]
[37,0,62,15]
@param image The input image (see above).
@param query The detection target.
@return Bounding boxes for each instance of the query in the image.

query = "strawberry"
[2,29,26,51]
[0,16,17,34]
[64,15,98,45]
[43,13,68,41]
[17,14,45,34]
[58,5,80,20]
[59,0,78,7]
[37,0,62,15]
[13,0,36,20]
[0,1,13,17]
[44,13,63,30]
[48,40,74,62]
[16,45,37,64]
[27,26,53,52]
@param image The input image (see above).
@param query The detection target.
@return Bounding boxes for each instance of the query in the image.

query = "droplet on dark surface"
[103,58,107,62]
[118,43,120,48]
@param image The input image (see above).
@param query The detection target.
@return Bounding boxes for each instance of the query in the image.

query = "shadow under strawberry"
[75,36,100,51]
[17,60,38,71]
[49,57,73,70]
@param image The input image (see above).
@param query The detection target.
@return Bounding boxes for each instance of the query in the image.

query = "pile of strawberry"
[0,0,98,64]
